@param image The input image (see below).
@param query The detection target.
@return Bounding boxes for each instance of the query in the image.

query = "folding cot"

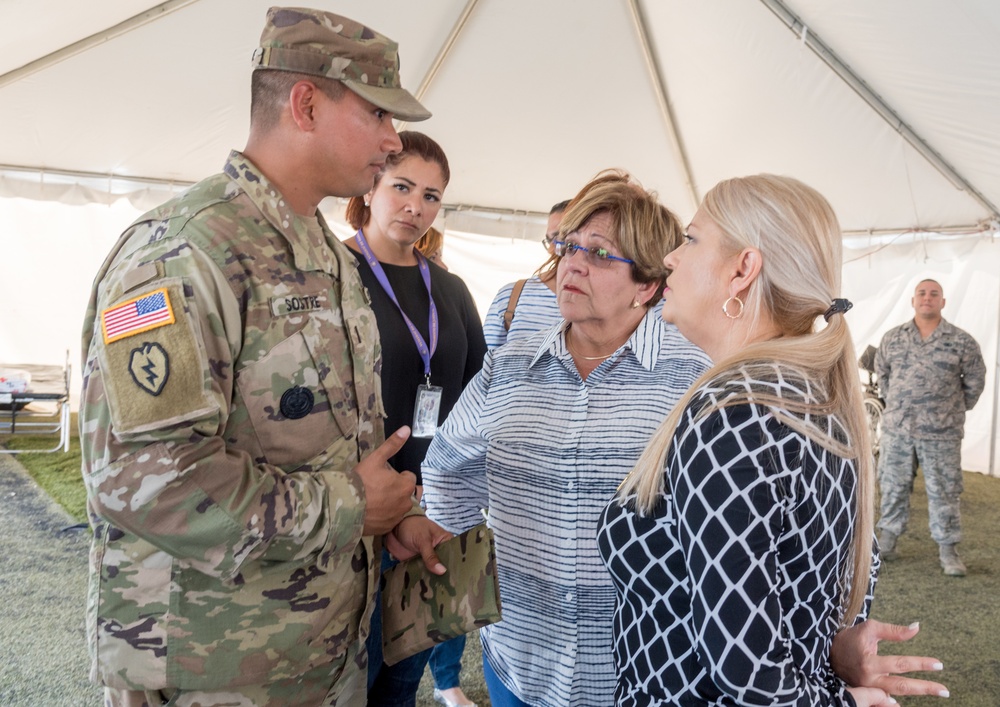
[0,351,71,454]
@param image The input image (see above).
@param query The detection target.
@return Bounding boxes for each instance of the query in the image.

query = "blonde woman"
[598,175,948,706]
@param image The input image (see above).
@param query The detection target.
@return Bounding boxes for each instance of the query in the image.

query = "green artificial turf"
[2,412,87,523]
[868,471,1000,706]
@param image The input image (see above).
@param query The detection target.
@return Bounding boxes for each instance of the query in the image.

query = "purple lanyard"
[355,229,439,381]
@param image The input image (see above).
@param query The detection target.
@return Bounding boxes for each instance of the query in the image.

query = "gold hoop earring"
[722,295,744,319]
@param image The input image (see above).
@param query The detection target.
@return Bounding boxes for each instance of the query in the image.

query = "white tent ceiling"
[3,0,1000,234]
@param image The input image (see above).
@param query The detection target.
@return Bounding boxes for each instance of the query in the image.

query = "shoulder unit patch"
[128,342,170,396]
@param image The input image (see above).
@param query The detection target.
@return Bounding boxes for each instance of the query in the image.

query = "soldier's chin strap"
[824,298,853,322]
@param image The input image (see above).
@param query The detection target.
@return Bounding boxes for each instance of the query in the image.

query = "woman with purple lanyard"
[343,131,487,707]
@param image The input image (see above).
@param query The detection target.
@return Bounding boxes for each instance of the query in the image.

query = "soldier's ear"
[288,80,319,131]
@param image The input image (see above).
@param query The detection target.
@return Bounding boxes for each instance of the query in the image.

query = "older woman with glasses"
[395,170,711,706]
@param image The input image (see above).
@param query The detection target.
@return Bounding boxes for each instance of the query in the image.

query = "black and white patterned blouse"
[598,364,863,706]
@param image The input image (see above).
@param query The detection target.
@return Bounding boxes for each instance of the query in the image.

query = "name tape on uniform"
[270,292,330,317]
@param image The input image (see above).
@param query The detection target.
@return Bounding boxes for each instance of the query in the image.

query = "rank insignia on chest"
[280,385,315,419]
[101,287,175,344]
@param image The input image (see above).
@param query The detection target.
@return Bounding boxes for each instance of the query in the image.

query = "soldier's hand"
[386,516,450,575]
[355,426,417,536]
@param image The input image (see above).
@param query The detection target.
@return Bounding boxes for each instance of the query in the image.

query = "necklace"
[565,334,617,361]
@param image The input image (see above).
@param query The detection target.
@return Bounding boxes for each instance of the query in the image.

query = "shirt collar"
[223,150,341,277]
[529,308,664,372]
[904,317,953,340]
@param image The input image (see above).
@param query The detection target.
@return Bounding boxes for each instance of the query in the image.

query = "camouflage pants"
[876,434,963,545]
[103,639,367,707]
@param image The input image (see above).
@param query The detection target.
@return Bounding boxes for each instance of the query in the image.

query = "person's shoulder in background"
[483,280,520,349]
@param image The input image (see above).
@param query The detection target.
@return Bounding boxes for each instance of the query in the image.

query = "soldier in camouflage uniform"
[79,7,445,706]
[875,279,986,576]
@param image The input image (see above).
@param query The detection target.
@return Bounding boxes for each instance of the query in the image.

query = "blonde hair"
[618,174,874,624]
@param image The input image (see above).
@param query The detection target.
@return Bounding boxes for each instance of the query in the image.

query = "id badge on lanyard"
[412,381,443,438]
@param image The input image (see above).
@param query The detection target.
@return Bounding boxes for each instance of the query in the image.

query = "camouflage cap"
[253,6,431,122]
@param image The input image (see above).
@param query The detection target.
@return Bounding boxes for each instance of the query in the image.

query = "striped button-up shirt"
[421,308,710,707]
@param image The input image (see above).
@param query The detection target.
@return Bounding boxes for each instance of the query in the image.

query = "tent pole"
[758,0,1000,222]
[394,0,481,132]
[626,0,699,214]
[991,281,1000,476]
[0,0,201,90]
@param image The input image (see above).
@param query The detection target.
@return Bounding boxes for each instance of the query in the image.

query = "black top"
[598,365,863,706]
[351,251,487,483]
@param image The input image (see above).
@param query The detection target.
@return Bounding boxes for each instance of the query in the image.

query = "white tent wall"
[0,196,138,377]
[2,193,998,475]
[0,195,548,409]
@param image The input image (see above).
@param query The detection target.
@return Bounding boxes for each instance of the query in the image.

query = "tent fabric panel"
[1,0,997,235]
[0,0,165,76]
[785,0,1000,216]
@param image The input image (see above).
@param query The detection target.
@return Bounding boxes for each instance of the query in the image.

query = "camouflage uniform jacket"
[875,318,986,440]
[79,151,387,691]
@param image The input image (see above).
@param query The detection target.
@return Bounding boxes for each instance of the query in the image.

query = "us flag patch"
[101,287,175,344]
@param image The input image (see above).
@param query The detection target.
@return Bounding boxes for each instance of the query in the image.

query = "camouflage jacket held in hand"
[875,318,986,440]
[79,151,386,691]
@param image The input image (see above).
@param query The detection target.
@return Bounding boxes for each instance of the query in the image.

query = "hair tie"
[823,298,853,321]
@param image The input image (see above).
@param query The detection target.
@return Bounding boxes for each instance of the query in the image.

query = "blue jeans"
[367,550,433,707]
[482,653,531,707]
[428,634,467,690]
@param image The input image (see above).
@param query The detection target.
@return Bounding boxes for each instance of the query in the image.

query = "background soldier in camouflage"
[79,7,447,706]
[875,279,986,576]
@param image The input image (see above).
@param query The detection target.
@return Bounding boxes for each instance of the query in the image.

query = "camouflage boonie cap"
[253,6,431,122]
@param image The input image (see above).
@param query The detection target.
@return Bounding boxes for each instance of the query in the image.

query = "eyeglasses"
[553,239,634,267]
